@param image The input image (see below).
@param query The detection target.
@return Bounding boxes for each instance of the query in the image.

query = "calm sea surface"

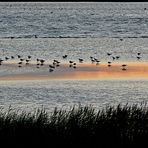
[0,2,148,112]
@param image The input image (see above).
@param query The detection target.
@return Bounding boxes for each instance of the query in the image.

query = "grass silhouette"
[0,103,147,147]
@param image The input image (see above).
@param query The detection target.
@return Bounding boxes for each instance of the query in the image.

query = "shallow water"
[0,79,147,112]
[1,38,148,63]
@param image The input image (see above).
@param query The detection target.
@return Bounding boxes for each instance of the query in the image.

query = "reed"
[0,103,147,147]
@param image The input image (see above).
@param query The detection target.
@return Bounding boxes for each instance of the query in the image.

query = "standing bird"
[5,57,9,61]
[11,56,15,59]
[18,61,22,67]
[20,58,24,61]
[17,55,21,59]
[36,58,40,62]
[63,55,68,59]
[96,60,100,65]
[107,53,112,56]
[26,59,30,65]
[78,58,83,63]
[116,56,120,60]
[28,55,32,59]
[122,64,127,67]
[40,59,45,66]
[0,59,3,65]
[69,60,74,64]
[108,61,112,67]
[137,56,141,60]
[137,52,141,60]
[112,56,116,61]
[121,64,127,71]
[90,57,95,64]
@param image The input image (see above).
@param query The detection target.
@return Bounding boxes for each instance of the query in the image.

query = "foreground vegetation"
[0,104,148,147]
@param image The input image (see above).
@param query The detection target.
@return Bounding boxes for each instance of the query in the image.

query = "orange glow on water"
[0,62,148,81]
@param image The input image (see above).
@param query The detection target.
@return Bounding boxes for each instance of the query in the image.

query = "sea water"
[0,2,148,112]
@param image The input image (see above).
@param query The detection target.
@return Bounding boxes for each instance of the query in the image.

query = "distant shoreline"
[1,1,147,3]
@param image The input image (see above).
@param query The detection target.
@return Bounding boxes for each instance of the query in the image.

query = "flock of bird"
[0,51,143,73]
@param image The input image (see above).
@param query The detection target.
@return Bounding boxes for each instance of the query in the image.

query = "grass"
[0,103,148,147]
